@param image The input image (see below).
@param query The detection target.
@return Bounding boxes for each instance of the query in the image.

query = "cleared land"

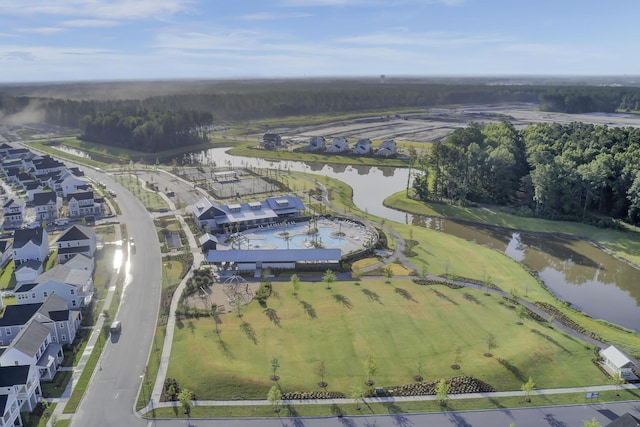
[167,278,603,400]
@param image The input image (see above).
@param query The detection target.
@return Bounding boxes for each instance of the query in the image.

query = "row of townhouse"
[306,136,398,157]
[0,143,104,228]
[0,294,82,426]
[0,224,95,424]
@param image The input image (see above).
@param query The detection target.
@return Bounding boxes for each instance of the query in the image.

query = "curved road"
[69,169,162,427]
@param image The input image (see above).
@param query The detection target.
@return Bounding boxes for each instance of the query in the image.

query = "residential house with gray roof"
[0,364,42,413]
[0,320,62,381]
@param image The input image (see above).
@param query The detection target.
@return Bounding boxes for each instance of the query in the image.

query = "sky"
[1,0,640,83]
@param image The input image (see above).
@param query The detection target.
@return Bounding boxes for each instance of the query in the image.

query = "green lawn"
[0,261,16,290]
[167,278,603,401]
[113,174,169,212]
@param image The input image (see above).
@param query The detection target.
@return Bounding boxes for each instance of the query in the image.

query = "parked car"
[110,320,122,334]
[55,218,69,226]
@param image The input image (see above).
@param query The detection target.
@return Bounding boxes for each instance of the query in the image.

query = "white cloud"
[0,0,194,21]
[279,0,463,6]
[241,12,312,21]
[17,27,65,35]
[62,19,120,28]
[4,51,37,61]
[338,31,507,47]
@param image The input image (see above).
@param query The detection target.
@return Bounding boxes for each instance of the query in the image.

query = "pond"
[414,217,640,332]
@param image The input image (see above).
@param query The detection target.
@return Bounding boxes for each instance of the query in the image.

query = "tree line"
[79,110,213,153]
[412,121,640,226]
[4,82,640,130]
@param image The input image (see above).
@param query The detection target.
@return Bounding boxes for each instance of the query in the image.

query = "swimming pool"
[247,224,345,249]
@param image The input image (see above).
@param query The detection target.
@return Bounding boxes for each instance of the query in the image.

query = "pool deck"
[218,218,374,254]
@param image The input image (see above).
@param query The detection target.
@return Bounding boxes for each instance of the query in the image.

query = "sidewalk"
[149,185,206,405]
[146,383,640,409]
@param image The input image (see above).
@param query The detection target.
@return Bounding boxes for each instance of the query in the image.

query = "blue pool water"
[248,225,345,249]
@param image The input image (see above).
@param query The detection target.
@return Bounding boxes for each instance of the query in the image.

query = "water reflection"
[52,144,91,158]
[419,216,640,332]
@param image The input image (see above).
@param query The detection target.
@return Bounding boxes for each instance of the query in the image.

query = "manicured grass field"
[167,278,603,400]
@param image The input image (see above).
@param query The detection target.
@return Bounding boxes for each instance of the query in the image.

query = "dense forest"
[412,122,640,226]
[3,81,640,131]
[79,110,213,152]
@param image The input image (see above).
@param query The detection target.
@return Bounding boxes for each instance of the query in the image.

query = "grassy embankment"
[135,253,192,411]
[383,191,640,352]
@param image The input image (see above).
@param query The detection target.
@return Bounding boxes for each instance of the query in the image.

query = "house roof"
[198,233,218,245]
[14,283,38,293]
[0,395,6,415]
[0,294,69,327]
[3,198,22,209]
[0,240,11,253]
[62,253,93,269]
[601,345,634,369]
[15,259,42,273]
[9,320,50,357]
[65,191,94,202]
[56,224,95,242]
[605,413,640,427]
[0,303,41,326]
[207,248,341,263]
[0,365,30,387]
[58,245,90,255]
[13,227,46,248]
[32,191,57,205]
[36,264,91,287]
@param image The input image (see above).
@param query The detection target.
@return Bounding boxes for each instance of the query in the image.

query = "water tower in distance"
[380,74,386,84]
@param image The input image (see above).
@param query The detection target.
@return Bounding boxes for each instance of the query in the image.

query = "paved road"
[145,401,640,427]
[69,169,162,427]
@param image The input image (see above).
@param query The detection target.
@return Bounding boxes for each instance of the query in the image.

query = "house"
[14,261,43,286]
[4,148,29,160]
[66,190,102,218]
[32,191,59,221]
[605,413,640,427]
[375,139,397,157]
[2,198,24,225]
[0,365,42,412]
[23,181,43,202]
[198,233,218,252]
[0,294,80,346]
[15,264,93,308]
[0,240,12,268]
[12,227,49,266]
[305,136,326,152]
[61,253,94,272]
[326,137,349,153]
[0,394,22,427]
[353,138,373,155]
[31,156,65,177]
[600,345,637,380]
[189,195,305,233]
[0,320,62,381]
[261,134,282,150]
[58,172,91,197]
[55,224,96,263]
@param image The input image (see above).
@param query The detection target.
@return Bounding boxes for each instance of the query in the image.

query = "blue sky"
[1,0,639,82]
